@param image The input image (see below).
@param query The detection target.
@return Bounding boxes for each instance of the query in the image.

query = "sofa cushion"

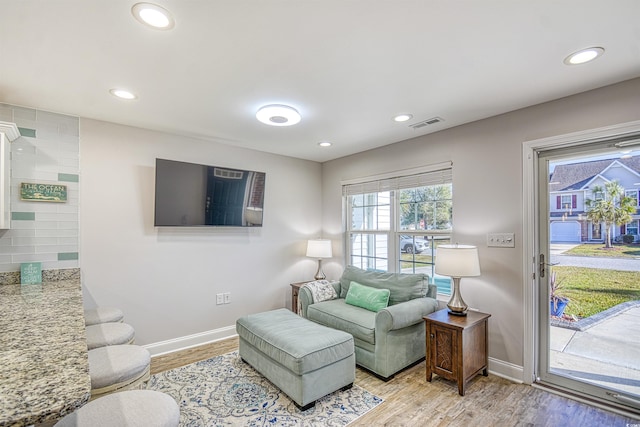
[307,299,376,345]
[345,281,390,312]
[339,266,427,305]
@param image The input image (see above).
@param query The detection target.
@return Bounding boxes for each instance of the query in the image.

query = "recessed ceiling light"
[318,141,332,147]
[256,104,301,126]
[564,47,604,65]
[393,114,413,122]
[132,3,175,30]
[109,88,137,100]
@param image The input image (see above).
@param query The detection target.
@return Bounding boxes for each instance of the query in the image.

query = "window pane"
[350,192,391,231]
[399,184,452,231]
[349,233,388,272]
[399,235,452,294]
[432,238,453,295]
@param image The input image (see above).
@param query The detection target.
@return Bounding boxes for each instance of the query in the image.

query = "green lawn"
[400,253,433,267]
[564,243,640,258]
[552,266,640,318]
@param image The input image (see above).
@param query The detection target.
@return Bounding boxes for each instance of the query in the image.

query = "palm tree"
[585,180,637,248]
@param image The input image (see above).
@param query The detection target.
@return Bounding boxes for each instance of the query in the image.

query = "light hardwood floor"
[150,337,638,426]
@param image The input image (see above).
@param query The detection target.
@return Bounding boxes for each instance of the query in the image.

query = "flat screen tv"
[154,158,266,227]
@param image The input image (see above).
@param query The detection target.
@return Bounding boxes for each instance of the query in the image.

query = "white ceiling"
[1,1,639,162]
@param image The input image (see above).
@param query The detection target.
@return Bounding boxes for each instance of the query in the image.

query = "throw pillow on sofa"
[345,281,390,312]
[302,280,337,303]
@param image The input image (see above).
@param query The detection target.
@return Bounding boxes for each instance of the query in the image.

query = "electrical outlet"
[216,293,224,305]
[487,232,515,248]
[224,292,231,304]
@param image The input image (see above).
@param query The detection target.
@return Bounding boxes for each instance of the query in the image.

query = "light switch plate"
[487,232,515,248]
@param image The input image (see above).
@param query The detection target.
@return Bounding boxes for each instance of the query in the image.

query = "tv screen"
[154,158,265,227]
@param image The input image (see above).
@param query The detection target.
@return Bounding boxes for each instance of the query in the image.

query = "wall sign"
[20,182,67,202]
[21,262,42,284]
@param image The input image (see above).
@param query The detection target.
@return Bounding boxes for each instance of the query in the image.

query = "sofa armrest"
[298,280,341,318]
[375,297,439,332]
[426,284,437,299]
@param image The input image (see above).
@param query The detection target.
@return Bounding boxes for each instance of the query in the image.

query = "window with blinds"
[343,162,454,295]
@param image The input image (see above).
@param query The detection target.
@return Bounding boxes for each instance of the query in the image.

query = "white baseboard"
[488,357,525,383]
[144,325,238,358]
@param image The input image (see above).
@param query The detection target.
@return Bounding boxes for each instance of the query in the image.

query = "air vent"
[410,117,444,130]
[214,168,243,179]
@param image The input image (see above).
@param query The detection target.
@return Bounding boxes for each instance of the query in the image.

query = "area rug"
[147,351,383,426]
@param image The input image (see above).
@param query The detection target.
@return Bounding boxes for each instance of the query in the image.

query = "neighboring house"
[549,156,640,243]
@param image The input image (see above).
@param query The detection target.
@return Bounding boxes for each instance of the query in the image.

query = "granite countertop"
[0,280,90,427]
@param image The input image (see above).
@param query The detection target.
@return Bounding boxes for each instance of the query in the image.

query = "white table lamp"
[435,244,480,316]
[306,239,332,280]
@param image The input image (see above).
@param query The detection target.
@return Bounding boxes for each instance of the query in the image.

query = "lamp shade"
[435,244,480,277]
[306,239,332,259]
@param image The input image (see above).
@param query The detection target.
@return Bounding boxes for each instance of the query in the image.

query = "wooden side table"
[423,308,491,396]
[290,281,308,314]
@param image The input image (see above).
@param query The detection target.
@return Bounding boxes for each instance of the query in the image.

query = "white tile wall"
[0,103,79,273]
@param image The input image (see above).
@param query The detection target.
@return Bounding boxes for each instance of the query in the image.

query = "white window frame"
[626,219,639,236]
[625,189,639,207]
[342,162,453,294]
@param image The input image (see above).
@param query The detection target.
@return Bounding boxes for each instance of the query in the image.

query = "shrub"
[622,234,635,244]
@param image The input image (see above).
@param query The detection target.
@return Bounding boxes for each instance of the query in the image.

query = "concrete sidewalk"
[550,305,640,397]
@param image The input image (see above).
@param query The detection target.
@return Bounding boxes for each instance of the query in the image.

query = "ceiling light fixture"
[393,114,413,122]
[132,3,175,30]
[318,141,332,147]
[256,104,301,126]
[564,47,604,65]
[109,88,137,100]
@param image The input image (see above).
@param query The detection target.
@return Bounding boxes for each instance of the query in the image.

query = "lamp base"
[314,259,326,281]
[446,277,468,316]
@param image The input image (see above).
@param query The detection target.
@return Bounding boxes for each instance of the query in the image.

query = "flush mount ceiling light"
[564,47,604,65]
[109,88,137,100]
[393,113,413,122]
[132,3,175,30]
[318,141,332,147]
[256,104,301,126]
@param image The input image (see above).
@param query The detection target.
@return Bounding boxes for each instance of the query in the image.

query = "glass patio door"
[535,141,640,415]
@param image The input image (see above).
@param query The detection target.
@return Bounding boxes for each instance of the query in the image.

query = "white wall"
[79,119,323,349]
[321,78,640,378]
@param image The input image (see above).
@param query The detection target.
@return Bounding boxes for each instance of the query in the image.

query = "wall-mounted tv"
[154,158,266,227]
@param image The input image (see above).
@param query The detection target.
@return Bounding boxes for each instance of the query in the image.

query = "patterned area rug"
[147,351,383,426]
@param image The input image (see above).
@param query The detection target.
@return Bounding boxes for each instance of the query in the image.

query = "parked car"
[400,236,429,254]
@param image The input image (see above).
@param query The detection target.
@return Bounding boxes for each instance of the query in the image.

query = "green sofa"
[298,266,439,380]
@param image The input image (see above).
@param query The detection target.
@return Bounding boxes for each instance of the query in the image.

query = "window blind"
[342,164,452,196]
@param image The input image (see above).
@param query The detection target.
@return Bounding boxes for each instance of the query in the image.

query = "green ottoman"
[236,308,355,410]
